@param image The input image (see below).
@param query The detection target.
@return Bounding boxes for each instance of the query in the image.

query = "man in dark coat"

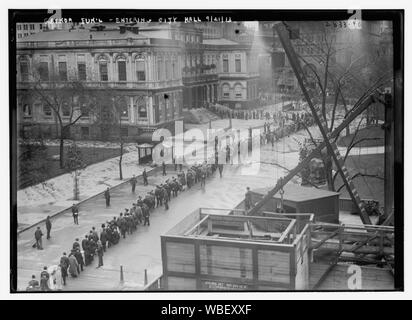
[155,186,162,207]
[73,249,84,272]
[245,187,252,211]
[82,235,91,266]
[96,241,104,268]
[71,203,79,225]
[100,227,107,252]
[34,227,43,250]
[118,213,127,239]
[218,164,223,178]
[162,187,169,210]
[91,227,99,242]
[162,161,167,176]
[26,275,39,291]
[73,238,80,251]
[130,175,137,193]
[104,187,111,207]
[143,206,150,226]
[143,169,148,186]
[60,252,70,285]
[45,216,52,240]
[40,266,50,291]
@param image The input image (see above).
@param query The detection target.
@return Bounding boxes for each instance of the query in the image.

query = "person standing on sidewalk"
[143,168,148,186]
[59,252,69,286]
[162,161,167,176]
[45,216,52,240]
[34,226,43,250]
[104,187,111,208]
[96,240,104,268]
[71,204,79,225]
[40,266,50,291]
[130,175,137,193]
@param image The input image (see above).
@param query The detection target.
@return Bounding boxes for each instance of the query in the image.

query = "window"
[39,24,43,30]
[62,102,70,117]
[235,54,241,72]
[235,84,242,98]
[138,105,147,118]
[17,25,22,31]
[23,24,28,30]
[99,61,108,81]
[223,55,229,73]
[58,61,67,81]
[79,98,89,117]
[22,104,32,117]
[77,63,86,81]
[222,84,230,98]
[30,24,35,30]
[24,33,28,37]
[118,60,127,81]
[39,62,49,81]
[18,34,22,39]
[43,104,52,117]
[20,61,29,81]
[136,58,145,81]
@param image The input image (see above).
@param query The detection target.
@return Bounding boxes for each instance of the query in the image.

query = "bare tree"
[287,21,392,191]
[21,63,95,168]
[93,90,129,180]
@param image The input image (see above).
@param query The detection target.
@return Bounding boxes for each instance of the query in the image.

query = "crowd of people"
[27,161,221,292]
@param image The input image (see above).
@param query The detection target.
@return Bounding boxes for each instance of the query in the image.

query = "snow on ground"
[17,150,147,227]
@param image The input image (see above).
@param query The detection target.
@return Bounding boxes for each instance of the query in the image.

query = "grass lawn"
[17,144,122,190]
[337,125,384,148]
[334,153,385,205]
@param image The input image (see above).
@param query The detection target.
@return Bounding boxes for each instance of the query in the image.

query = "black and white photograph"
[7,4,404,297]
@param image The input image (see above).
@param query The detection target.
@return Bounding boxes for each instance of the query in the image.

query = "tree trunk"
[59,135,64,169]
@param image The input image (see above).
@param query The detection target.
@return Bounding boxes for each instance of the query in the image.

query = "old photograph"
[10,9,403,293]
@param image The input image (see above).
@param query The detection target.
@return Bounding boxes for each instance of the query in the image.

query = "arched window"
[116,55,127,82]
[234,83,243,99]
[99,57,108,82]
[79,96,89,117]
[222,84,230,98]
[135,55,145,81]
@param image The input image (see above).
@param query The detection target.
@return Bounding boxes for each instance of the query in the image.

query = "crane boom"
[249,22,384,225]
[248,93,381,217]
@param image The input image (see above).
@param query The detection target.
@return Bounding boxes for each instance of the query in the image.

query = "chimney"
[119,26,126,34]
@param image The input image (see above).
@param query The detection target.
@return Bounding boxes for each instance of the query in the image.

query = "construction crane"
[248,22,387,226]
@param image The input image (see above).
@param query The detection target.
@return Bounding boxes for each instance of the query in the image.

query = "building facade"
[204,38,260,109]
[16,25,184,141]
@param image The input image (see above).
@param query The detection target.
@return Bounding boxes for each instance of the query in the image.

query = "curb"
[17,165,163,235]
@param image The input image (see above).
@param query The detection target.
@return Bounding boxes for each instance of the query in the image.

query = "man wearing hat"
[130,174,137,193]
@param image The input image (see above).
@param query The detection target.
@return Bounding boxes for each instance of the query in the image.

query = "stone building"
[16,24,184,141]
[204,38,260,109]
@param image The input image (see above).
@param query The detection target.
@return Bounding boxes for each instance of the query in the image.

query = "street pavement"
[16,162,281,291]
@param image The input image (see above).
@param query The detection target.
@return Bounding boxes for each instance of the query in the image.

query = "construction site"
[145,21,399,291]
